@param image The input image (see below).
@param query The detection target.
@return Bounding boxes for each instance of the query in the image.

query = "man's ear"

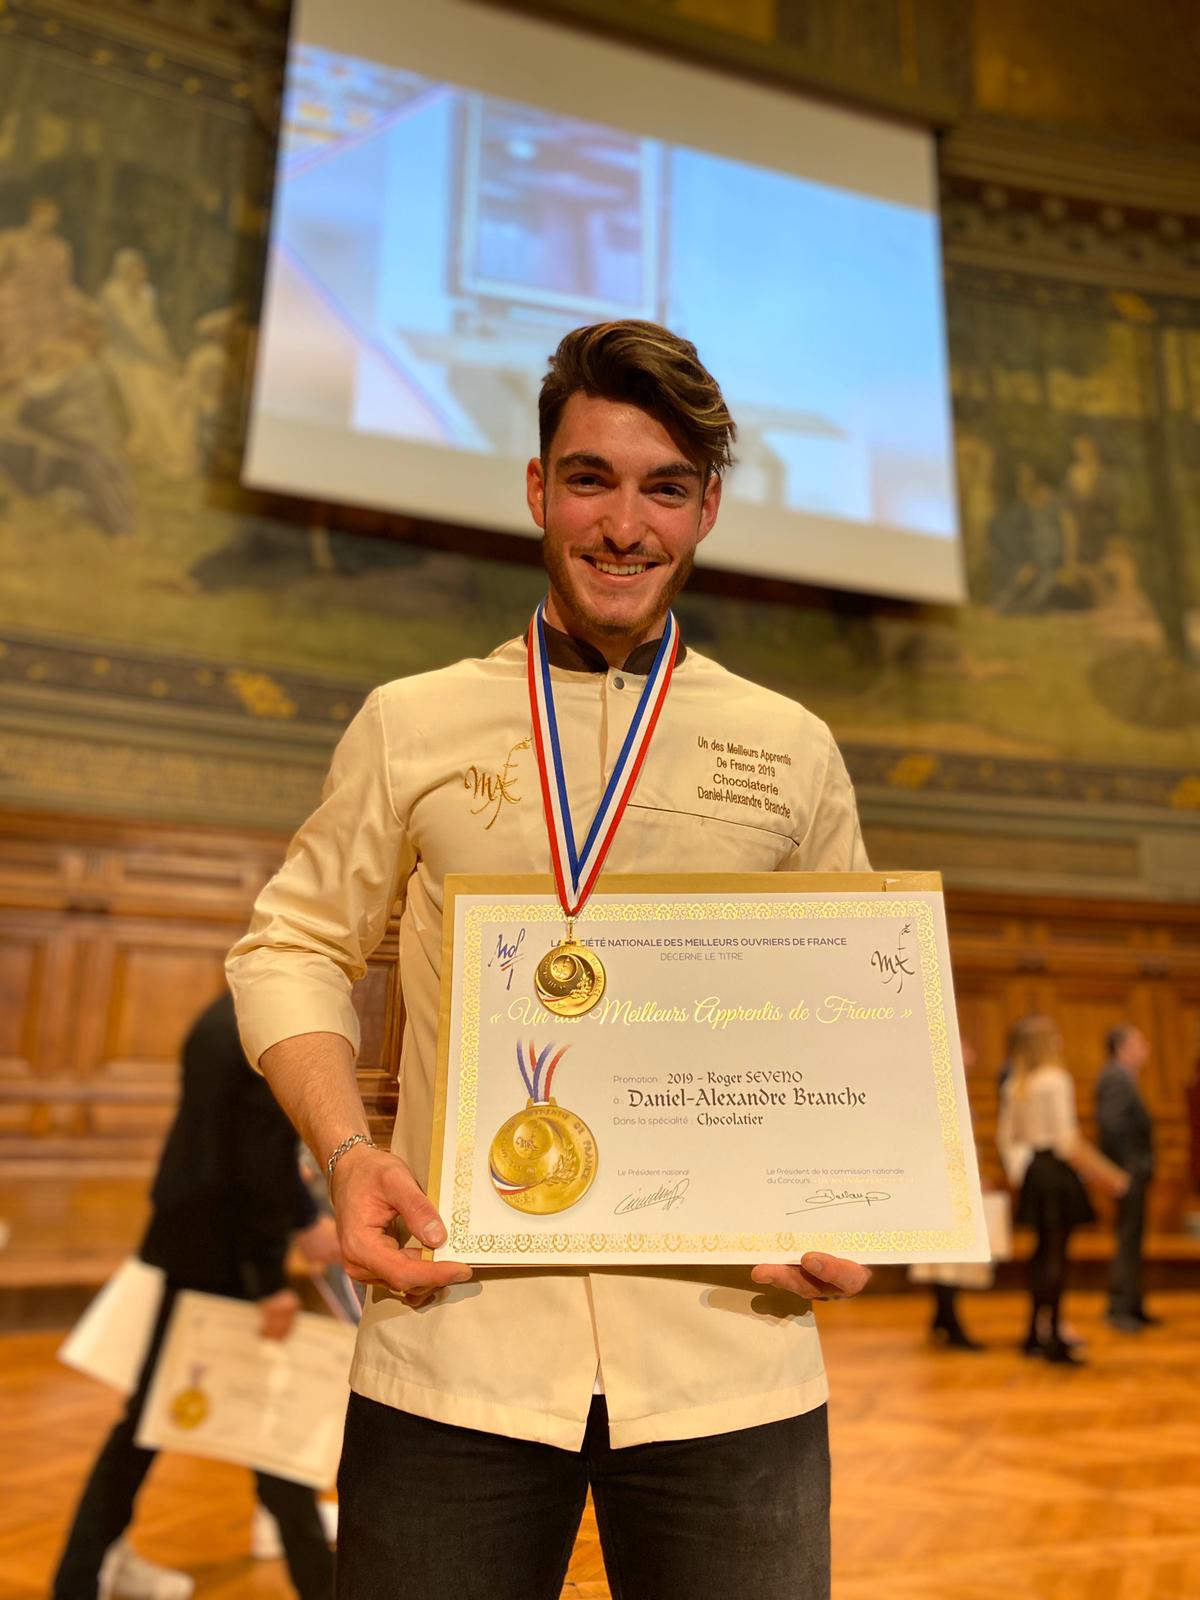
[696,471,722,545]
[526,457,547,531]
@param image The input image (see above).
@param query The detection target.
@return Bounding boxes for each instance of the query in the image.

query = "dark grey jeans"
[1109,1172,1149,1316]
[336,1391,831,1600]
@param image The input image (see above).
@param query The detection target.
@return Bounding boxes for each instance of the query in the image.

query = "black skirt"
[1017,1149,1095,1231]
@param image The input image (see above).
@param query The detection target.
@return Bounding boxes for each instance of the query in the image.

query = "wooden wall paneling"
[1026,912,1196,1233]
[0,811,282,921]
[0,912,92,1142]
[0,834,84,907]
[69,919,120,1131]
[98,922,232,1064]
[353,924,404,1145]
[108,842,272,919]
[946,975,1011,1188]
[1160,980,1200,1096]
[1028,972,1153,1084]
[1,812,1198,1253]
[941,889,1200,1230]
[1152,978,1200,1224]
[0,916,51,1136]
[87,918,234,1138]
[947,897,1054,1189]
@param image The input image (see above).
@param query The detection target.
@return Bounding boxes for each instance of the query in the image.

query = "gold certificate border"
[439,878,976,1259]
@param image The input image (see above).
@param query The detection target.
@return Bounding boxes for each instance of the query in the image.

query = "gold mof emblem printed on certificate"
[489,1041,597,1214]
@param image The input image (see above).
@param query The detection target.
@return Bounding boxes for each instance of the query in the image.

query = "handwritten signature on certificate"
[790,1188,892,1213]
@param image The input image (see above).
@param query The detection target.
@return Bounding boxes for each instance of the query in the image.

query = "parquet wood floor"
[5,1291,1197,1598]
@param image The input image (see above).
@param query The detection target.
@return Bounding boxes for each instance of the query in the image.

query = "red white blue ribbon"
[516,1038,570,1104]
[527,602,679,919]
[490,1040,572,1194]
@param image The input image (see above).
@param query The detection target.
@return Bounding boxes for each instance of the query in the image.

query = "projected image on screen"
[247,21,961,603]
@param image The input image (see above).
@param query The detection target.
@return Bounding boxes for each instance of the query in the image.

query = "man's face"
[1118,1028,1150,1074]
[527,392,721,653]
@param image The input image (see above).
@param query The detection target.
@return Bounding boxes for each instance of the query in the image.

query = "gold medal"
[527,606,679,1016]
[169,1385,210,1430]
[489,1098,597,1215]
[534,935,605,1018]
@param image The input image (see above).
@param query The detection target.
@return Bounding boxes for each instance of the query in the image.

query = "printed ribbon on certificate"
[526,602,679,1016]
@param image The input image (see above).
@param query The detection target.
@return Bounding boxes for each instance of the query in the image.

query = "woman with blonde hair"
[997,1015,1128,1364]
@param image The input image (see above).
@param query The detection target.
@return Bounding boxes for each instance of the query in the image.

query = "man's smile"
[581,555,659,579]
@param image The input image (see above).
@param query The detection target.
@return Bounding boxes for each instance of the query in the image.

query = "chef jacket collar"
[539,618,687,675]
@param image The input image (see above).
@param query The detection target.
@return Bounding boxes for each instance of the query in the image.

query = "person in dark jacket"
[53,990,339,1600]
[1096,1024,1158,1332]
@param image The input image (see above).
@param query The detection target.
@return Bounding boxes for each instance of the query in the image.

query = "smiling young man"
[228,321,871,1600]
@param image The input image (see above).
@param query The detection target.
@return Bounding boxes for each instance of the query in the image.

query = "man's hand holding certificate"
[427,871,989,1267]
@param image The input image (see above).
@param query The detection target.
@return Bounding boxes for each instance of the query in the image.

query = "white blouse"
[997,1063,1079,1185]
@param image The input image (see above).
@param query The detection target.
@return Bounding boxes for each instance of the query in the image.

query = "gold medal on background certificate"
[168,1363,210,1430]
[526,602,679,1016]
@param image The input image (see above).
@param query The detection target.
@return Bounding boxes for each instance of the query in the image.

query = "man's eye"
[653,483,687,499]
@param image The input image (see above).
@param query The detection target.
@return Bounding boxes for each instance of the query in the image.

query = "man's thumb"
[382,1163,446,1249]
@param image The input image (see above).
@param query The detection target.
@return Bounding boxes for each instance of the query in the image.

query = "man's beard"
[541,532,695,642]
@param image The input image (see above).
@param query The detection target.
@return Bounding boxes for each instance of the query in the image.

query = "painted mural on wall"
[0,1,1196,825]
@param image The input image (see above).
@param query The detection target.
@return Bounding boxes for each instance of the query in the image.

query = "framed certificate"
[428,872,989,1266]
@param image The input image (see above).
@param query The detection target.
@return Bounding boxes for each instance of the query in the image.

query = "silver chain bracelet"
[326,1132,377,1180]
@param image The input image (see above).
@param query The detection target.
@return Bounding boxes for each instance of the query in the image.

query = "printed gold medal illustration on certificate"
[427,871,991,1268]
[489,1041,597,1214]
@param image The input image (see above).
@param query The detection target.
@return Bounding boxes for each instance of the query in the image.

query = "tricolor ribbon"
[527,602,679,919]
[491,1040,571,1194]
[515,1039,570,1104]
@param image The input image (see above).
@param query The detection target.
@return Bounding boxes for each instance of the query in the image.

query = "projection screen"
[244,0,964,604]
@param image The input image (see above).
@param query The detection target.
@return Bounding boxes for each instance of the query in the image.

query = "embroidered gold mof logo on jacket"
[464,736,531,829]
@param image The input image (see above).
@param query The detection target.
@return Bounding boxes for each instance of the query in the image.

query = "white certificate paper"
[429,872,989,1266]
[136,1292,356,1488]
[59,1257,165,1395]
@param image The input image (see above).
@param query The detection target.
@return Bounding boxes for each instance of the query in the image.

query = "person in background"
[912,1261,989,1352]
[996,1015,1128,1365]
[1096,1024,1159,1332]
[53,990,339,1600]
[909,1037,989,1351]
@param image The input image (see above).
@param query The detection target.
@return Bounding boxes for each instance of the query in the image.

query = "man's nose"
[605,487,644,549]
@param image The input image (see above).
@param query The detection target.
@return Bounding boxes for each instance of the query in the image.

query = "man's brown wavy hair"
[538,320,737,481]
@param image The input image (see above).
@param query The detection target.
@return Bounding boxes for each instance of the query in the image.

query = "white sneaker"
[251,1499,339,1558]
[250,1503,284,1560]
[98,1540,194,1600]
[319,1499,339,1545]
